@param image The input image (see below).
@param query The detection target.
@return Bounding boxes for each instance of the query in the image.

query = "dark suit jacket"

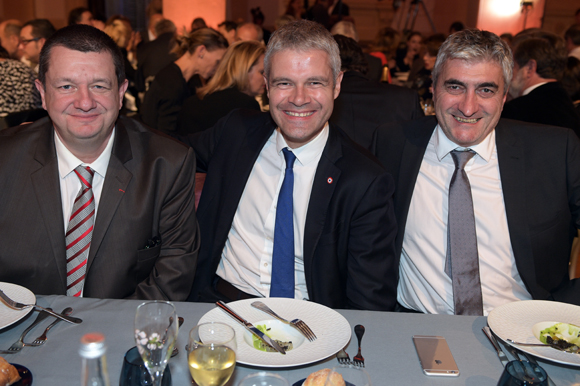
[501,82,580,137]
[0,116,200,300]
[186,109,398,310]
[330,71,423,149]
[136,32,177,92]
[176,87,261,135]
[372,116,580,305]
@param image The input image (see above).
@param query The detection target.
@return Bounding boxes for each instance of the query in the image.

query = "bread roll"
[304,368,345,386]
[0,356,20,386]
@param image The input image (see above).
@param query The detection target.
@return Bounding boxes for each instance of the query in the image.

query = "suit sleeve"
[550,130,580,304]
[129,146,200,301]
[346,171,398,311]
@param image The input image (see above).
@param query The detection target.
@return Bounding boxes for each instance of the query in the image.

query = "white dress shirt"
[398,125,532,315]
[522,81,549,96]
[216,124,329,299]
[55,129,114,231]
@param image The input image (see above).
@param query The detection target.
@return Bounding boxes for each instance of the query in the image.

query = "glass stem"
[150,370,164,386]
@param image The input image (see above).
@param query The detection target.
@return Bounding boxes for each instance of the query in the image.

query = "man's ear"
[35,79,47,110]
[525,59,537,77]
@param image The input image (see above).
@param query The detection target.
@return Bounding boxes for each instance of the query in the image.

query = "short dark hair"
[22,19,56,40]
[2,21,22,38]
[449,21,465,34]
[38,24,126,87]
[424,33,446,57]
[562,56,580,99]
[333,34,368,74]
[513,32,567,80]
[218,21,237,32]
[154,19,176,36]
[565,24,580,46]
[68,7,91,25]
[191,18,207,32]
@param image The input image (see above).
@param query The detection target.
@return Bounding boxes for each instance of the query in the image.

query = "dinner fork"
[353,324,365,367]
[250,301,317,341]
[0,289,82,324]
[0,310,52,354]
[336,347,351,365]
[26,307,73,346]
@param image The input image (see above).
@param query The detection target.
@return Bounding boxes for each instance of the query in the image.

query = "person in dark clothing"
[177,40,265,134]
[140,28,228,133]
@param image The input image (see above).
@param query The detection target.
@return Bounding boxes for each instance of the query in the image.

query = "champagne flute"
[188,322,237,386]
[134,301,178,386]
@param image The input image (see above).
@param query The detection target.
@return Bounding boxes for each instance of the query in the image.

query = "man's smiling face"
[433,58,507,147]
[266,48,342,149]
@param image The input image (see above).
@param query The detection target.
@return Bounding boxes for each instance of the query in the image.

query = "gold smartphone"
[413,335,460,377]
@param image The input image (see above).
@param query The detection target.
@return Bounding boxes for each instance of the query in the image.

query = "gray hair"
[432,29,513,94]
[264,19,341,82]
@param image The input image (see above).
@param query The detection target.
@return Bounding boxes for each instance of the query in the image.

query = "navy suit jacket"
[372,116,580,305]
[187,109,398,310]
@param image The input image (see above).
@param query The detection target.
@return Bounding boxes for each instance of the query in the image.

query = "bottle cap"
[79,332,107,359]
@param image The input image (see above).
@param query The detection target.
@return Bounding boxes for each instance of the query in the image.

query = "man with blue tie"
[186,20,398,310]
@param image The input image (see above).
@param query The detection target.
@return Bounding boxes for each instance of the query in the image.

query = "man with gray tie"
[373,29,580,315]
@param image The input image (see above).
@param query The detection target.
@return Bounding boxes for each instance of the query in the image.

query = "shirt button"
[264,263,268,267]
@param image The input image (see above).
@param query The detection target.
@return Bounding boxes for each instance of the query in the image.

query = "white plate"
[198,298,351,367]
[0,282,35,330]
[487,300,580,367]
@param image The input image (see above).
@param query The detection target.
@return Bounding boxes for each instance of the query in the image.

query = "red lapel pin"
[327,177,333,184]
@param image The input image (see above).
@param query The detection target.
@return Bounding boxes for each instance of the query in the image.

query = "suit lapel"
[394,118,435,251]
[495,121,540,295]
[303,126,341,272]
[87,121,133,270]
[30,122,67,291]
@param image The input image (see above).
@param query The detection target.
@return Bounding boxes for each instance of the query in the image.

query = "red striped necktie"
[66,166,95,297]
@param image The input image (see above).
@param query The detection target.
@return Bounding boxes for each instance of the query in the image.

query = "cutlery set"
[0,290,81,354]
[336,324,365,367]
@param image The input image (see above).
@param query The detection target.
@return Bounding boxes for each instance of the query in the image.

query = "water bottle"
[79,332,111,386]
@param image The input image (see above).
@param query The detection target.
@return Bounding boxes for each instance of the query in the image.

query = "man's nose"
[288,85,310,106]
[458,90,478,117]
[74,86,97,111]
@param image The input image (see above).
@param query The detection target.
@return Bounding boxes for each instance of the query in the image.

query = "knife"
[482,326,509,367]
[216,301,286,354]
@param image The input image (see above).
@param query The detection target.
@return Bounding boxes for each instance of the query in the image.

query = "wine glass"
[188,322,237,386]
[238,372,289,386]
[134,301,178,386]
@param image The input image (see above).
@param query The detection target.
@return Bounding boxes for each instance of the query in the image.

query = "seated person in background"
[0,49,41,118]
[68,7,94,26]
[235,22,263,43]
[0,19,23,60]
[330,34,423,149]
[0,25,200,300]
[185,20,398,311]
[561,56,580,115]
[373,29,580,315]
[191,17,207,32]
[218,21,237,45]
[410,33,446,110]
[565,24,580,61]
[501,31,580,136]
[177,40,264,135]
[19,19,56,74]
[392,31,422,77]
[140,28,228,133]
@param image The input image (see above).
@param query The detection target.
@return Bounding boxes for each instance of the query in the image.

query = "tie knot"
[450,150,475,170]
[282,148,297,170]
[74,166,95,188]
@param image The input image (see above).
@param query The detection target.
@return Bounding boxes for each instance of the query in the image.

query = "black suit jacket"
[372,116,580,305]
[0,116,200,300]
[136,32,177,92]
[330,71,423,149]
[187,109,398,310]
[501,82,580,137]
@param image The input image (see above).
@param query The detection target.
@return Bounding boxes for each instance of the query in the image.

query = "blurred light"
[489,0,521,16]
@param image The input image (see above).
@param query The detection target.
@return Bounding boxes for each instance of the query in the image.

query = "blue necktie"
[270,148,297,298]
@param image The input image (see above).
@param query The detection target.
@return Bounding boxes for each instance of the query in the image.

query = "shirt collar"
[275,122,329,166]
[55,127,116,179]
[522,81,549,96]
[434,124,495,163]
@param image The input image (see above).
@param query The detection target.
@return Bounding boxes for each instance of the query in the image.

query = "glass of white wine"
[188,322,237,386]
[134,301,178,386]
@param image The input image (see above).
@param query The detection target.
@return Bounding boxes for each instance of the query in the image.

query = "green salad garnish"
[252,324,294,352]
[539,322,580,354]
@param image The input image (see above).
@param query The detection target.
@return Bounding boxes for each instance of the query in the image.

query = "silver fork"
[0,289,82,324]
[26,307,73,346]
[250,301,317,341]
[336,347,351,365]
[0,310,52,354]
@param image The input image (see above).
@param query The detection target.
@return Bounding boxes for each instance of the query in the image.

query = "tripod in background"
[394,0,437,33]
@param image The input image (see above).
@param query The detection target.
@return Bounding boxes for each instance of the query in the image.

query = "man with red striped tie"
[0,24,199,301]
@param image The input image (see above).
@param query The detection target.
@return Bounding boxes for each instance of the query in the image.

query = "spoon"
[507,339,579,354]
[170,317,185,358]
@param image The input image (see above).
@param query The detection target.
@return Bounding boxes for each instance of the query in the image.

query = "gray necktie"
[445,149,483,316]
